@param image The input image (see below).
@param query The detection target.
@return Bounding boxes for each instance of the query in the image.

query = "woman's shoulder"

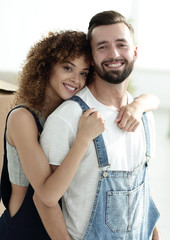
[8,106,36,121]
[7,106,38,133]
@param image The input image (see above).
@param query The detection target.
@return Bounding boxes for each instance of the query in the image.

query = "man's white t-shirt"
[40,86,155,240]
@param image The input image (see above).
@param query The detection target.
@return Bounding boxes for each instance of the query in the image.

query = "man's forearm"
[33,193,71,240]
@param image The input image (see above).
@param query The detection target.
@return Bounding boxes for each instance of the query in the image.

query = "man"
[37,10,161,239]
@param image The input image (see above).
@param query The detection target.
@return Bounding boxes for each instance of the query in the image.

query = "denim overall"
[70,96,160,240]
[0,106,51,240]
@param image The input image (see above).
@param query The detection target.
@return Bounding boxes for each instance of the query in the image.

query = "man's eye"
[119,44,127,48]
[98,45,106,50]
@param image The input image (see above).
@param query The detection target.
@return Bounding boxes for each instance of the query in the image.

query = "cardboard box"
[0,80,17,214]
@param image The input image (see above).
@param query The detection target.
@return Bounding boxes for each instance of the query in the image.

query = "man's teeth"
[108,63,122,67]
[65,85,76,90]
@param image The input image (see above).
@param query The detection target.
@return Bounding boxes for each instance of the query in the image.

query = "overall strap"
[70,96,109,168]
[0,105,43,204]
[70,96,151,167]
[142,112,151,162]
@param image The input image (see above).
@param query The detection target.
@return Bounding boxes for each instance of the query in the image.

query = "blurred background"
[0,0,170,238]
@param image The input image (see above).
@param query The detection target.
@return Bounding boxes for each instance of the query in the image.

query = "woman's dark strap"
[0,105,42,204]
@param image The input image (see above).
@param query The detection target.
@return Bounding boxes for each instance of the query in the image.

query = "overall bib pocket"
[106,182,145,232]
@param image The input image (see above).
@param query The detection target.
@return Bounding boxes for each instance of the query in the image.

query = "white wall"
[0,0,133,71]
[0,0,170,72]
[132,68,170,109]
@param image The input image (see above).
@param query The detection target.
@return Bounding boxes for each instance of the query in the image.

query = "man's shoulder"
[76,86,88,97]
[57,87,89,112]
[49,89,88,119]
[51,100,82,119]
[47,87,90,121]
[144,111,155,123]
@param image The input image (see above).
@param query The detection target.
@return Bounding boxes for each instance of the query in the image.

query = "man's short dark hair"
[87,10,134,42]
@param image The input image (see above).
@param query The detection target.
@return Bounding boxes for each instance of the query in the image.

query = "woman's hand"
[115,93,160,132]
[115,101,143,132]
[77,108,105,143]
[152,226,161,240]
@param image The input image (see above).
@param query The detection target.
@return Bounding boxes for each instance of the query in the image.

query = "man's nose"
[109,46,120,59]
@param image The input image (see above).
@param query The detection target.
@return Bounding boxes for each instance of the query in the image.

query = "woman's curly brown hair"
[14,30,92,113]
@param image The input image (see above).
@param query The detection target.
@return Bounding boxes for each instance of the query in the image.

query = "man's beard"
[93,59,134,84]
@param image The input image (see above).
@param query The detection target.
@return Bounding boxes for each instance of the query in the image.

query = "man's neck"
[88,77,129,111]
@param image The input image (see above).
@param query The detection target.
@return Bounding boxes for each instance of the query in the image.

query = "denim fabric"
[82,164,159,240]
[71,96,109,168]
[70,96,160,240]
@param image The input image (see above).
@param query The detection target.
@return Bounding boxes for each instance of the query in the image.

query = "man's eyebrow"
[96,41,108,47]
[115,38,128,43]
[96,38,128,47]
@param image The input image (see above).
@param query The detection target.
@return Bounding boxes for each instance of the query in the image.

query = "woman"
[0,30,159,240]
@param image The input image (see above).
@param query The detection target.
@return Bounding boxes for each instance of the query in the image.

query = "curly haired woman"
[0,30,159,240]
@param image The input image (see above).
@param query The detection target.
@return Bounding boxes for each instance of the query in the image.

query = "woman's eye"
[81,72,88,78]
[64,66,72,71]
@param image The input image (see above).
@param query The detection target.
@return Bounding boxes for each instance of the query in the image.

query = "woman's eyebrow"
[67,61,90,71]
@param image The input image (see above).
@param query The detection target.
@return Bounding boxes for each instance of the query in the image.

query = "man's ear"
[134,46,138,61]
[91,59,94,66]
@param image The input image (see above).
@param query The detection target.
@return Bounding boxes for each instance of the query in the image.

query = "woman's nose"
[70,72,80,84]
